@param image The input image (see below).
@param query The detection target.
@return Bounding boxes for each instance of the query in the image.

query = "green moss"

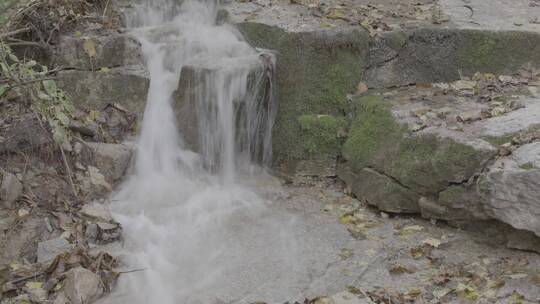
[482,135,513,147]
[465,33,497,68]
[456,30,540,75]
[342,95,405,171]
[439,185,466,204]
[342,94,495,194]
[238,22,368,170]
[519,162,535,170]
[391,135,490,193]
[298,114,347,158]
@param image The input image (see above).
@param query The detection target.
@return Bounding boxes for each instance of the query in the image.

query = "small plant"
[0,40,74,144]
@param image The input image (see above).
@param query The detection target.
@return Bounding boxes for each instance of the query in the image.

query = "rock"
[88,166,113,194]
[342,95,496,195]
[0,114,52,153]
[505,228,540,253]
[81,142,134,183]
[81,203,114,223]
[364,28,540,88]
[36,237,73,263]
[456,110,483,123]
[57,66,149,114]
[0,172,23,209]
[85,223,98,243]
[479,142,540,236]
[63,267,103,304]
[68,120,99,137]
[338,165,420,213]
[237,22,368,176]
[53,292,70,304]
[55,34,143,70]
[468,97,540,139]
[292,114,348,176]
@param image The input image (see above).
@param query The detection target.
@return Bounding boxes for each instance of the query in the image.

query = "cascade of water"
[105,1,302,303]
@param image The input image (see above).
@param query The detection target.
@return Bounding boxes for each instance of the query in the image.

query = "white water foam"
[105,1,307,303]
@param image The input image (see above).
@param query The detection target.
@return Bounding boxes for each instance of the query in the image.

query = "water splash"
[105,1,303,303]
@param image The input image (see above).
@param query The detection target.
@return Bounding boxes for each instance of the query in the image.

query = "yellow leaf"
[406,288,422,297]
[410,247,424,259]
[339,214,355,224]
[9,262,20,270]
[25,281,43,289]
[87,110,100,122]
[398,225,424,236]
[456,283,479,301]
[54,282,63,291]
[83,38,97,58]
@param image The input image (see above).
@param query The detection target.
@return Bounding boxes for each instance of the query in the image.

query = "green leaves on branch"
[0,40,75,144]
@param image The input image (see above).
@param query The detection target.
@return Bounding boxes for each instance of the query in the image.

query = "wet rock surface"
[232,177,540,303]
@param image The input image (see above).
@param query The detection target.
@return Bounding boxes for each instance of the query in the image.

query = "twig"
[0,27,31,39]
[9,271,46,285]
[60,145,79,200]
[103,0,111,18]
[4,40,46,48]
[117,268,147,274]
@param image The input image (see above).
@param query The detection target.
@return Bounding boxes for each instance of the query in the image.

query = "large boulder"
[54,34,143,70]
[340,95,496,214]
[80,142,134,183]
[479,142,540,236]
[57,66,149,113]
[366,28,540,88]
[237,22,368,176]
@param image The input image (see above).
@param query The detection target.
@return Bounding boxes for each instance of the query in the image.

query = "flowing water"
[105,0,307,303]
[100,2,370,302]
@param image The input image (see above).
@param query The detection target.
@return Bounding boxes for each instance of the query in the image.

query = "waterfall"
[105,1,302,303]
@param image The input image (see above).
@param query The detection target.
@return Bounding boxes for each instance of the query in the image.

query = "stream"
[102,0,344,303]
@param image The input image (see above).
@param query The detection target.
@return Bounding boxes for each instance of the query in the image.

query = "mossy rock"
[294,114,348,176]
[342,94,496,195]
[339,164,420,213]
[237,22,368,174]
[366,28,540,88]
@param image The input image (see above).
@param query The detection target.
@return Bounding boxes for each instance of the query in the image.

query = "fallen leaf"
[456,283,479,301]
[423,237,442,248]
[25,282,43,290]
[339,214,355,224]
[415,82,432,88]
[339,248,353,260]
[410,247,424,259]
[356,82,368,95]
[83,38,97,58]
[398,225,424,236]
[388,264,417,275]
[433,288,452,299]
[406,288,422,298]
[18,209,29,217]
[503,273,528,279]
